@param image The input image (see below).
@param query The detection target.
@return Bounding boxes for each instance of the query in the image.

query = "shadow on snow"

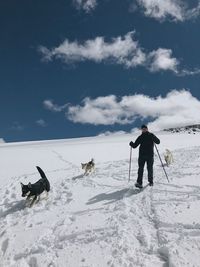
[87,185,149,205]
[0,200,25,219]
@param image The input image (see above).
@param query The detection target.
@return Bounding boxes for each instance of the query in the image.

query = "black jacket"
[130,132,160,158]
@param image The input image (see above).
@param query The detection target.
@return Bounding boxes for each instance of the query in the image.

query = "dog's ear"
[20,182,24,187]
[81,163,85,169]
[28,182,32,188]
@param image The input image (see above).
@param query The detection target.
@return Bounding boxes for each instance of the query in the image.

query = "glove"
[129,141,134,147]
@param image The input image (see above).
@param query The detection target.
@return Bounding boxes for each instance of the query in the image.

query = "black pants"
[137,156,154,185]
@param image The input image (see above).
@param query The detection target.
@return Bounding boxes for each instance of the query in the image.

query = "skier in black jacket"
[129,125,160,188]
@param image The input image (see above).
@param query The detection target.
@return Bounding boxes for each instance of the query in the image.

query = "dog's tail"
[36,166,50,192]
[36,166,47,179]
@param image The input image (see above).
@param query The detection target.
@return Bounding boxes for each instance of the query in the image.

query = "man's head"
[141,124,148,133]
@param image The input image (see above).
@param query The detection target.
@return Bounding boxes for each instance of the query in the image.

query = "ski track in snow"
[0,143,200,266]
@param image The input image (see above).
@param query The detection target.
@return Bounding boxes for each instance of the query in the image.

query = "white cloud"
[0,138,5,143]
[66,90,200,131]
[43,99,68,112]
[186,2,200,20]
[39,31,200,75]
[135,0,200,21]
[39,32,147,69]
[71,0,200,21]
[72,0,97,12]
[136,0,184,21]
[148,48,179,73]
[36,119,47,127]
[98,130,127,137]
[178,68,200,76]
[67,95,134,125]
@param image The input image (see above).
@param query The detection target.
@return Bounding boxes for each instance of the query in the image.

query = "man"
[129,125,160,188]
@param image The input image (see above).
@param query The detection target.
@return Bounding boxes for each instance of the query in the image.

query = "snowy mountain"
[0,132,200,267]
[164,124,200,134]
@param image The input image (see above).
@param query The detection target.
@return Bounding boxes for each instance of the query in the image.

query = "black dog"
[21,166,50,207]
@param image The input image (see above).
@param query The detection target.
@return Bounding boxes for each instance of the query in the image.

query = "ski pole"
[154,144,169,183]
[128,147,132,182]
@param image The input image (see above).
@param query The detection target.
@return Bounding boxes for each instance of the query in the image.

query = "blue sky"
[1,0,200,142]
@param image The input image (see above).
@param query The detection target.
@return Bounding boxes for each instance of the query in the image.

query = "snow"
[0,132,200,267]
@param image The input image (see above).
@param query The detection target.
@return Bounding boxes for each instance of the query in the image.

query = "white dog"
[164,149,174,166]
[81,158,95,175]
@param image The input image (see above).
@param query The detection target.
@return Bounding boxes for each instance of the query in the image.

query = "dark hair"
[141,124,148,129]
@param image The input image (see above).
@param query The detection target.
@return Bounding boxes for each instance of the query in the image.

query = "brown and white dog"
[81,158,95,175]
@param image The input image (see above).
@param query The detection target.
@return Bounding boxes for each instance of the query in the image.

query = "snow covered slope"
[0,132,200,267]
[164,124,200,134]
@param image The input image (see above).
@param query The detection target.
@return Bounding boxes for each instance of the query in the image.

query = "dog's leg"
[164,156,169,167]
[45,191,49,199]
[29,195,37,207]
[25,195,32,207]
[92,168,95,175]
[26,195,31,201]
[36,195,40,203]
